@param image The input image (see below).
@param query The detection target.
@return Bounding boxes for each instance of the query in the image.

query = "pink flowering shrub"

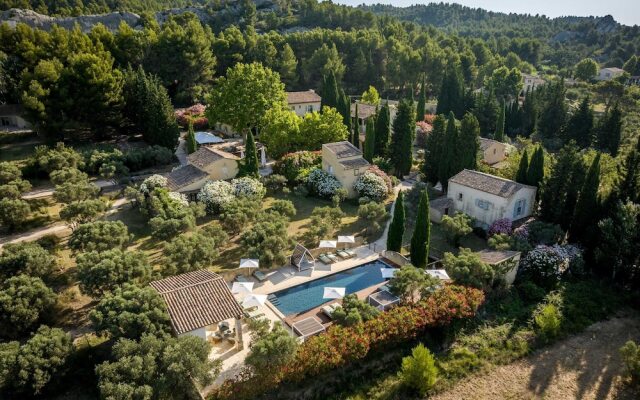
[488,218,513,237]
[175,104,208,128]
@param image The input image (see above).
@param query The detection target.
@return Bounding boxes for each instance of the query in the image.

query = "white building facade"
[447,169,537,228]
[287,90,322,117]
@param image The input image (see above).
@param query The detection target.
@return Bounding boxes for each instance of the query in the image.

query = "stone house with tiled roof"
[479,137,508,166]
[287,90,321,116]
[164,147,239,194]
[150,270,245,348]
[322,141,370,199]
[446,169,537,228]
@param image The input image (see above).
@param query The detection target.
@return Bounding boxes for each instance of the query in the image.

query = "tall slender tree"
[564,96,594,148]
[423,114,446,185]
[387,191,406,252]
[537,79,568,139]
[185,121,197,154]
[338,91,352,134]
[416,76,426,122]
[363,118,376,162]
[374,102,391,157]
[410,190,430,268]
[241,130,260,178]
[521,87,538,137]
[526,146,545,188]
[494,100,505,142]
[321,71,339,110]
[439,112,458,192]
[610,137,640,205]
[390,99,416,177]
[515,149,529,184]
[457,113,480,171]
[352,102,360,148]
[436,63,464,118]
[473,88,498,136]
[597,103,622,156]
[569,153,601,243]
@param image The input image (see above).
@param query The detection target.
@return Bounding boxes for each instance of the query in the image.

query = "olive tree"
[76,249,151,298]
[0,275,56,338]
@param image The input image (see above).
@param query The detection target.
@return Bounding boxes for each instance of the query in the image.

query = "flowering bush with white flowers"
[198,180,234,214]
[488,218,513,237]
[306,168,342,199]
[139,174,167,194]
[520,244,583,287]
[353,172,389,202]
[231,177,266,200]
[168,191,189,208]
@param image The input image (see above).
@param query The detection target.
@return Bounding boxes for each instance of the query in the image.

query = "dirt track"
[432,316,640,400]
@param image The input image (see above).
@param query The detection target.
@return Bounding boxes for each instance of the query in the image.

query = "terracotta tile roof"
[449,169,535,198]
[479,137,504,151]
[323,141,362,158]
[287,90,321,104]
[477,249,521,265]
[187,147,239,169]
[351,102,377,119]
[339,158,370,170]
[150,270,243,335]
[165,165,208,191]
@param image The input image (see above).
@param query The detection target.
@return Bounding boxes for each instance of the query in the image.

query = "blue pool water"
[268,259,392,316]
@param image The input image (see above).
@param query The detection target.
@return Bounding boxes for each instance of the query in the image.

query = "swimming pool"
[267,259,393,316]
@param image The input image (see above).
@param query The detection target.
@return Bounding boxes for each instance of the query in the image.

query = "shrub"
[331,294,380,326]
[620,340,640,384]
[68,221,130,253]
[122,146,173,172]
[520,245,583,288]
[533,303,562,342]
[441,212,473,246]
[353,171,389,202]
[488,218,513,237]
[438,347,482,379]
[262,174,287,193]
[35,234,61,253]
[231,177,266,200]
[306,168,342,199]
[516,220,564,246]
[399,343,438,395]
[139,174,168,194]
[488,233,513,250]
[198,180,234,214]
[0,275,57,338]
[273,151,321,184]
[443,248,494,290]
[269,199,296,218]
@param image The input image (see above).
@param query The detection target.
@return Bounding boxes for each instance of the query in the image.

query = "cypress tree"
[374,102,391,157]
[410,190,431,268]
[144,75,180,150]
[597,103,622,156]
[494,100,505,142]
[352,102,361,148]
[439,112,458,192]
[457,112,480,171]
[321,71,339,110]
[515,149,529,184]
[387,191,406,252]
[241,130,260,178]
[416,76,426,122]
[186,121,197,154]
[423,114,446,185]
[539,142,582,227]
[473,88,498,136]
[526,146,545,187]
[564,96,594,148]
[569,153,601,243]
[611,137,640,205]
[436,64,464,118]
[537,79,568,139]
[363,118,376,162]
[390,99,416,178]
[339,91,352,134]
[521,87,537,137]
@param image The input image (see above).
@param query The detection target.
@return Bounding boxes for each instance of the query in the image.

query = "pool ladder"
[267,294,280,305]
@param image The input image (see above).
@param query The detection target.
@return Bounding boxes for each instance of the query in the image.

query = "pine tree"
[539,142,583,228]
[279,44,298,89]
[390,99,416,178]
[241,130,260,178]
[516,149,529,184]
[569,153,601,243]
[521,87,537,137]
[457,112,480,171]
[186,121,197,154]
[387,191,406,252]
[423,114,446,185]
[352,102,361,148]
[611,137,640,205]
[439,112,458,192]
[526,146,545,188]
[436,64,464,118]
[564,96,594,148]
[494,100,505,142]
[597,103,622,156]
[416,76,426,122]
[410,190,430,268]
[363,118,376,162]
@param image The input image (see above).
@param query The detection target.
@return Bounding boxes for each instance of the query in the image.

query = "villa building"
[447,169,537,228]
[150,270,245,349]
[322,141,369,198]
[0,104,31,130]
[287,90,322,116]
[165,146,239,195]
[597,67,625,81]
[479,138,508,166]
[522,73,545,93]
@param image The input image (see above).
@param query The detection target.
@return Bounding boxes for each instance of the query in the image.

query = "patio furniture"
[321,302,342,319]
[325,253,339,263]
[245,309,265,320]
[336,250,353,259]
[318,253,334,264]
[291,243,315,271]
[218,321,230,332]
[343,248,356,257]
[253,270,268,282]
[234,275,251,283]
[208,331,223,343]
